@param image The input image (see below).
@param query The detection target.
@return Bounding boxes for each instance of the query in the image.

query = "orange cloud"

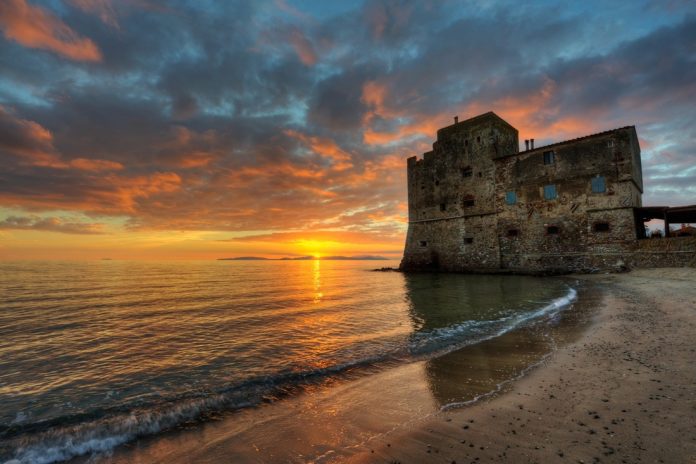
[362,78,604,149]
[363,118,441,146]
[155,126,221,168]
[70,158,124,171]
[360,80,447,146]
[285,130,353,170]
[69,0,119,28]
[0,0,102,61]
[79,171,182,214]
[361,81,388,112]
[0,171,181,215]
[1,106,127,171]
[231,163,325,183]
[464,78,604,143]
[0,105,66,167]
[289,28,317,66]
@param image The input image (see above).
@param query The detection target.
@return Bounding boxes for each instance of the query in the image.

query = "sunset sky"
[0,0,694,260]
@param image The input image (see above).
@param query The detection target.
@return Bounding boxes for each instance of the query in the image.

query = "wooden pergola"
[634,205,696,238]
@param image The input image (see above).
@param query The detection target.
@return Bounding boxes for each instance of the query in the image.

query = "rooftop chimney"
[454,116,459,124]
[525,139,529,151]
[531,138,535,150]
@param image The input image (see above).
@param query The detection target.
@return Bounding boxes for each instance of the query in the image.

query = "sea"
[0,260,583,464]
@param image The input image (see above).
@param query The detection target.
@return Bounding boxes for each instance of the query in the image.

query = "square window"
[462,196,475,207]
[464,237,474,244]
[419,240,427,247]
[507,229,519,237]
[505,191,517,205]
[593,222,610,232]
[440,203,446,212]
[462,167,472,178]
[544,184,557,200]
[543,150,555,165]
[591,176,606,193]
[546,226,560,235]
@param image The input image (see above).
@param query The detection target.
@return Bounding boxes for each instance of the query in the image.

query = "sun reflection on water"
[312,258,323,303]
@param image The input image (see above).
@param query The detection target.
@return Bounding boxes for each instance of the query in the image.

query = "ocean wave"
[409,287,577,355]
[2,287,577,464]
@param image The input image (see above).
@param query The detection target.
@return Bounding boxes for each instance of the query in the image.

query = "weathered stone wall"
[629,237,696,268]
[400,215,501,271]
[399,111,675,274]
[491,126,643,273]
[401,112,518,271]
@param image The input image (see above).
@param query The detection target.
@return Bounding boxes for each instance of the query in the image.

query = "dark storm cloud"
[0,215,106,234]
[542,17,696,117]
[0,105,55,163]
[306,66,377,131]
[0,0,694,236]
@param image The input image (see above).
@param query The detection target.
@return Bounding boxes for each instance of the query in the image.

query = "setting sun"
[1,1,694,464]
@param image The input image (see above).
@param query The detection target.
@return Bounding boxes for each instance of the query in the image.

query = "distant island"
[217,255,388,261]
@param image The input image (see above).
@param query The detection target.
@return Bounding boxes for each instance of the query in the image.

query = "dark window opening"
[478,172,482,177]
[464,237,474,244]
[435,179,440,186]
[546,225,560,235]
[477,136,481,143]
[419,240,427,247]
[507,229,519,237]
[543,150,555,165]
[464,140,468,147]
[462,196,475,208]
[593,222,610,232]
[440,203,446,212]
[462,166,472,178]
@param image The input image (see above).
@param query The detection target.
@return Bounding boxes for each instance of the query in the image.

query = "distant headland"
[217,255,388,261]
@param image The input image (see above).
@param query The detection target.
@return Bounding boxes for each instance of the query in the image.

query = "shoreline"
[61,276,586,464]
[33,268,694,464]
[345,268,696,463]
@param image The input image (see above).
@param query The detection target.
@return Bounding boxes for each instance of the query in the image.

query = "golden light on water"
[313,259,323,303]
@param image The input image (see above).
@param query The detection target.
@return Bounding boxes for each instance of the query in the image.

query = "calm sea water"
[0,260,576,464]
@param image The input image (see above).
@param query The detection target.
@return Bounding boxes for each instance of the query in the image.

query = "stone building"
[400,111,696,273]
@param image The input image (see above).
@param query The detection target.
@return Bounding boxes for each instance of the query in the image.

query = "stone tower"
[400,111,646,273]
[400,112,519,271]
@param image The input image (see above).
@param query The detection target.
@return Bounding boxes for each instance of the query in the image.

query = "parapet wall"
[495,237,696,275]
[629,237,696,268]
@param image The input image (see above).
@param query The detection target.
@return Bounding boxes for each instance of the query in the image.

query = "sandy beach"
[347,268,696,463]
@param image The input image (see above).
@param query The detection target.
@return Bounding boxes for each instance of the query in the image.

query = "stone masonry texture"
[400,111,695,274]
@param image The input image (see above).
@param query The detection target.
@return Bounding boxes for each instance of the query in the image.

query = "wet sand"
[347,268,696,463]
